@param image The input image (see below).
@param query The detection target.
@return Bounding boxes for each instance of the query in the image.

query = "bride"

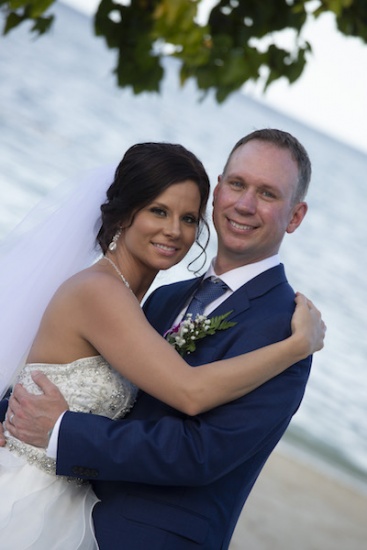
[0,142,325,549]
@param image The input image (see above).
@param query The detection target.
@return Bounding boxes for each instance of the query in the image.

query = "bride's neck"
[104,253,158,303]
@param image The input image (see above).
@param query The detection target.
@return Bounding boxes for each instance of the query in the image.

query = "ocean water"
[1,3,366,490]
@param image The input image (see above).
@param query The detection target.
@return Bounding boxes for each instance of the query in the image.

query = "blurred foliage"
[1,0,367,102]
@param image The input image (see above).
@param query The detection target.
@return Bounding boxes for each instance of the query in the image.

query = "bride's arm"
[5,284,325,448]
[79,280,325,416]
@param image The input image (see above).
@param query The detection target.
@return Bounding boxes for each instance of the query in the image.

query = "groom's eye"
[229,180,244,190]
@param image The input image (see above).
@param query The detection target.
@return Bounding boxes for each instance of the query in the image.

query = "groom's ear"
[212,176,222,206]
[286,202,308,234]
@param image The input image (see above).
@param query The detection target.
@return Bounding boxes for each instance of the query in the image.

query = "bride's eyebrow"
[148,201,167,209]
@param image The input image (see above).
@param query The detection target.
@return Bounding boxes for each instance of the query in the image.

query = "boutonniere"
[164,311,237,356]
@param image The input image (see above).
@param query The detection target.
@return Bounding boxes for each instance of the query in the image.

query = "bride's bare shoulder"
[54,265,133,305]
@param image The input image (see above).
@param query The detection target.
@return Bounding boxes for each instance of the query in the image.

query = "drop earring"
[108,229,122,252]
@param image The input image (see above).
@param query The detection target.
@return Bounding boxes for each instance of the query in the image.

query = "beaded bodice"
[6,356,138,475]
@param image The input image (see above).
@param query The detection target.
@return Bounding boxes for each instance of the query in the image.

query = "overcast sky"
[62,0,367,154]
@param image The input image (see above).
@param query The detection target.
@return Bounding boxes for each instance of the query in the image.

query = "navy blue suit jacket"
[53,265,311,548]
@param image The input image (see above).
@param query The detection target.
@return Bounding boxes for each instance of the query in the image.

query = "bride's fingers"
[307,299,319,312]
[295,292,323,316]
[295,293,317,312]
[294,293,310,311]
[295,292,327,336]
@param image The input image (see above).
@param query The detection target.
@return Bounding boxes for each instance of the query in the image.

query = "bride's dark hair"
[97,142,211,265]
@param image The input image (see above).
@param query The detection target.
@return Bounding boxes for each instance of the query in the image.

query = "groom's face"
[212,140,307,272]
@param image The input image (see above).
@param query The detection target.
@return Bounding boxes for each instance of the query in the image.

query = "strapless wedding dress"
[0,356,138,549]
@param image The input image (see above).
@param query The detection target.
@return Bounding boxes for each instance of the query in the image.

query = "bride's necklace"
[103,256,131,290]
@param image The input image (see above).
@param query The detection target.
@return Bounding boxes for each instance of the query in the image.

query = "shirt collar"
[205,254,280,292]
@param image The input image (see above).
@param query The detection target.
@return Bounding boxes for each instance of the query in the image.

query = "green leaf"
[2,0,367,103]
[31,13,53,34]
[3,12,23,33]
[1,0,55,35]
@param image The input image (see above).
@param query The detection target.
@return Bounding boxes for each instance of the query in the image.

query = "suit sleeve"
[56,285,311,485]
[56,363,309,485]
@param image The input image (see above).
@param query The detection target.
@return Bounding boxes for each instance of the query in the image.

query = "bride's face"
[121,180,201,273]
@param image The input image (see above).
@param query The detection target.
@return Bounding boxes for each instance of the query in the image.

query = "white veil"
[0,164,116,398]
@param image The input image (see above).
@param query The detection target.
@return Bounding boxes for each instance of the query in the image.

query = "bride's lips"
[152,242,180,256]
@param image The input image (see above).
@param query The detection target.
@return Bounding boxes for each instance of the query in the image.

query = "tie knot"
[185,277,228,318]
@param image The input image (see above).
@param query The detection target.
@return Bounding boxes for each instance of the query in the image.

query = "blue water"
[1,3,366,489]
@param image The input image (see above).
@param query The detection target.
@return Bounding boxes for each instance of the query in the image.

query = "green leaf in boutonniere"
[164,311,236,356]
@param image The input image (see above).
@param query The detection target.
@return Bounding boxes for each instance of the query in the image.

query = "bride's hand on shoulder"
[291,292,326,357]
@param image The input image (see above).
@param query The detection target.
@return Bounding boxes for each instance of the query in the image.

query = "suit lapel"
[212,264,287,321]
[147,265,287,332]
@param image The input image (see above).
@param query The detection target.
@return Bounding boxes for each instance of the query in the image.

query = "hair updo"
[97,142,210,256]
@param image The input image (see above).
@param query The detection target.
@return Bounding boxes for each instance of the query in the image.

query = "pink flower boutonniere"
[164,312,236,356]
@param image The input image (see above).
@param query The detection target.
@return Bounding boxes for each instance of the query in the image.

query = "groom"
[2,129,313,549]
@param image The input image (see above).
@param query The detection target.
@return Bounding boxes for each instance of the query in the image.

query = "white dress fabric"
[0,356,138,549]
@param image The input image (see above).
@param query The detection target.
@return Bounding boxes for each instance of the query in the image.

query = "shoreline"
[230,441,367,550]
